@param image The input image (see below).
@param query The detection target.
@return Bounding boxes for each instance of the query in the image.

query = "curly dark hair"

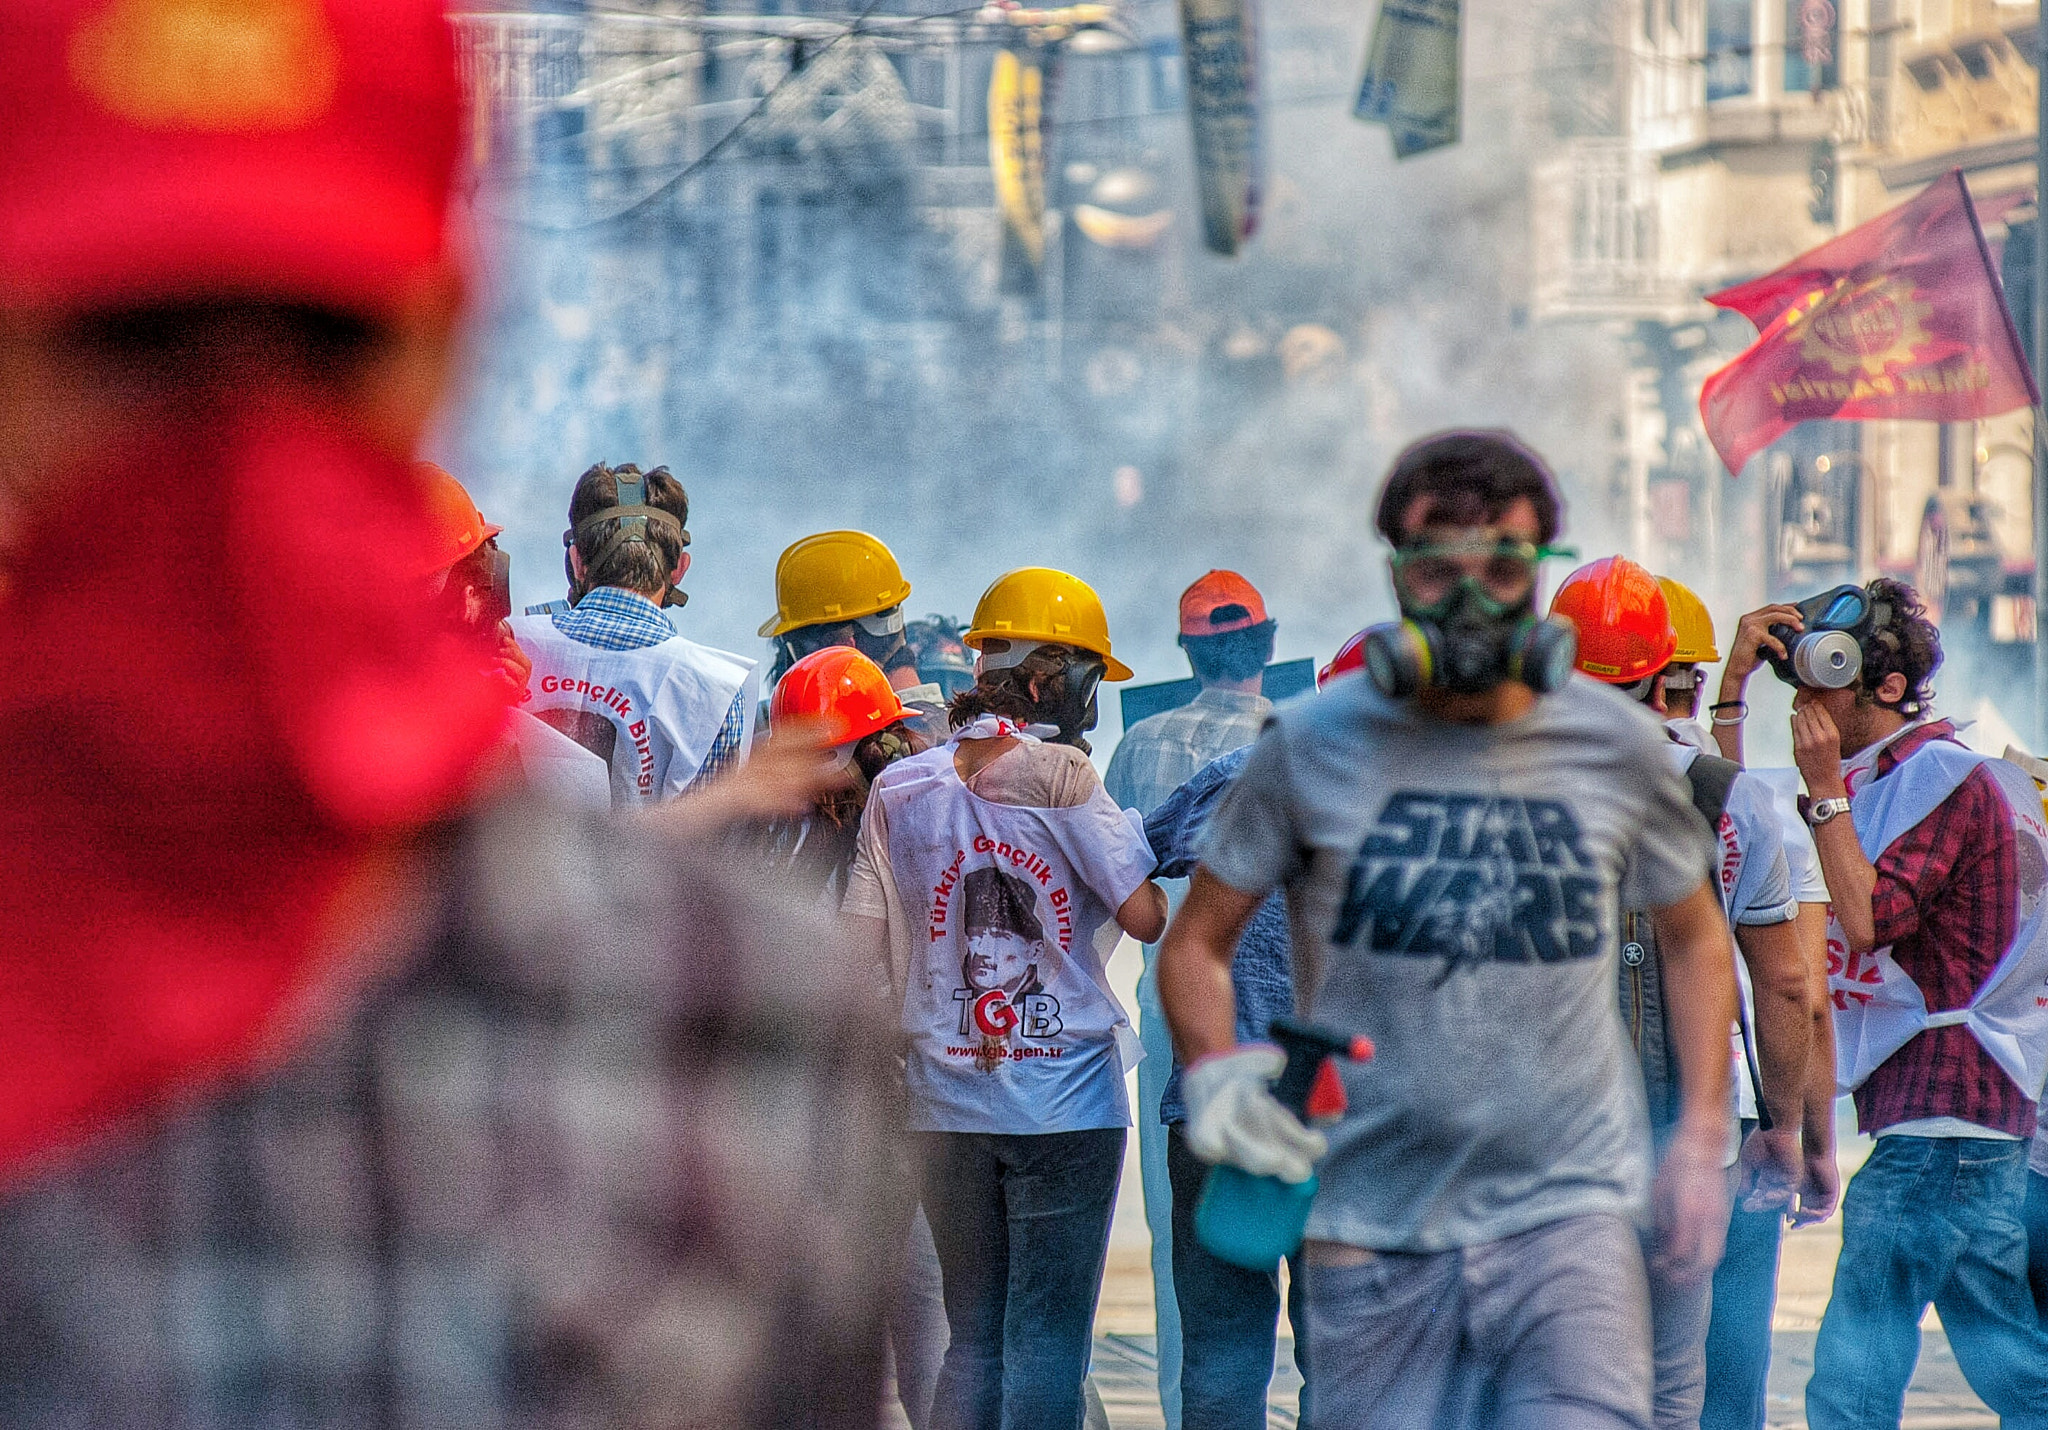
[948,643,1083,730]
[1859,577,1941,717]
[1374,430,1564,546]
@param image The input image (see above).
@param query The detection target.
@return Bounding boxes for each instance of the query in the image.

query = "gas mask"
[1361,540,1578,699]
[563,466,690,608]
[772,608,910,688]
[974,640,1107,753]
[1763,584,1894,692]
[1046,651,1108,752]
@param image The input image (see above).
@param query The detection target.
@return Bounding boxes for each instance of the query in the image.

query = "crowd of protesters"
[6,3,2048,1430]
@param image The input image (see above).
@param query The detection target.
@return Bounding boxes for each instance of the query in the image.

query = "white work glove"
[1182,1044,1328,1184]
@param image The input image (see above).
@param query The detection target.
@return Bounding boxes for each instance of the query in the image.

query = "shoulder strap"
[1686,753,1741,829]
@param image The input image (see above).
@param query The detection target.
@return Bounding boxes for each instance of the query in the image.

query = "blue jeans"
[2026,1167,2048,1319]
[1166,1124,1306,1430]
[1700,1122,1784,1430]
[892,1202,951,1430]
[1807,1136,2048,1430]
[1136,943,1182,1429]
[919,1128,1125,1430]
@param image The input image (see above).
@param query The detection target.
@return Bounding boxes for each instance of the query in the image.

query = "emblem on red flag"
[1700,171,2038,475]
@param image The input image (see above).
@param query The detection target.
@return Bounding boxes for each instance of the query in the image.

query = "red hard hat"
[772,647,911,747]
[1320,628,1369,688]
[1549,556,1676,685]
[415,461,502,577]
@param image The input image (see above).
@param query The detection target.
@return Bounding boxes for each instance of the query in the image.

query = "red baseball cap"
[1179,570,1270,637]
[0,0,460,313]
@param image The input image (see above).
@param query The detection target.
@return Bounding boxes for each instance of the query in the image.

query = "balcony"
[1531,140,1694,321]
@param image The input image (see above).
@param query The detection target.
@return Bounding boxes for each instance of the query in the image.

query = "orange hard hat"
[415,461,501,577]
[1320,628,1369,688]
[1549,556,1676,685]
[771,647,911,748]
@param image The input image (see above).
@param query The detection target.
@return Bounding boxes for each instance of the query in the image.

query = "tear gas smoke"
[442,0,1639,722]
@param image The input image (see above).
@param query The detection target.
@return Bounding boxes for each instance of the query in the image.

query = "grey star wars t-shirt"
[1198,673,1714,1252]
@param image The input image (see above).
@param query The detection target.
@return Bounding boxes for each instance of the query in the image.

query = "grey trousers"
[1303,1213,1653,1430]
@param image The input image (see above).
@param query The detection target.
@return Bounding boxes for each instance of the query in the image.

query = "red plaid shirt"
[1852,721,2034,1138]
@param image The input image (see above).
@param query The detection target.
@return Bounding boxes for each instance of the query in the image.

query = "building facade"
[1536,0,2042,701]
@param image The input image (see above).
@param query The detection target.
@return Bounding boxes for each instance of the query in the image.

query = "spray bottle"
[1192,1015,1373,1271]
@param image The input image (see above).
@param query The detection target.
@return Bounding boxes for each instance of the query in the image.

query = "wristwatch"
[1807,796,1851,827]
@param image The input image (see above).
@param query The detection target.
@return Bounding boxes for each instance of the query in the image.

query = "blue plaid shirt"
[1145,744,1296,1124]
[551,587,748,786]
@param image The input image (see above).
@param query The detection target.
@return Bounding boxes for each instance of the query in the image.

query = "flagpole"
[2034,31,2048,752]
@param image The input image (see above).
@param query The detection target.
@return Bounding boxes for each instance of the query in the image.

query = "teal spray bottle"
[1192,1016,1373,1271]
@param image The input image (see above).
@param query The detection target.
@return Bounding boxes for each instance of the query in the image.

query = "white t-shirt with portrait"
[847,726,1154,1134]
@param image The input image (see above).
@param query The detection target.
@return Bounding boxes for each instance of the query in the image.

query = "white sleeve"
[842,796,892,920]
[1725,775,1797,926]
[1746,766,1829,902]
[1064,779,1158,913]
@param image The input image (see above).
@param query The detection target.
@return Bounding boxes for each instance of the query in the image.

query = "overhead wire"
[468,8,1909,230]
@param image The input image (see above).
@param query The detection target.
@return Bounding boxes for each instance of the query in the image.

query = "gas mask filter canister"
[1763,585,1889,691]
[1361,568,1578,700]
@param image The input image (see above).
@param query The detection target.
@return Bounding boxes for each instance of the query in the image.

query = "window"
[1705,0,1752,100]
[1783,0,1838,94]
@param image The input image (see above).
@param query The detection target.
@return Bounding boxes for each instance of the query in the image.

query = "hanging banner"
[1353,0,1460,158]
[1179,0,1260,256]
[989,47,1047,275]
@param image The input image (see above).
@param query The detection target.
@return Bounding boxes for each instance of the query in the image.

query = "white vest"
[873,738,1155,1134]
[508,614,757,808]
[508,710,613,811]
[1828,736,2048,1096]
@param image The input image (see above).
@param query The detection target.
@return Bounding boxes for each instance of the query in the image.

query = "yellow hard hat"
[965,567,1134,681]
[1656,576,1720,664]
[759,530,913,638]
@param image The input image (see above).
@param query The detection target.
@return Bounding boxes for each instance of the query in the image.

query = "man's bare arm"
[1732,916,1808,1206]
[1734,917,1809,1132]
[1792,902,1842,1225]
[1791,704,1879,952]
[1157,867,1264,1063]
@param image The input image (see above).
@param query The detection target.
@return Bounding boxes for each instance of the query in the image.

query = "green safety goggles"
[1390,538,1576,619]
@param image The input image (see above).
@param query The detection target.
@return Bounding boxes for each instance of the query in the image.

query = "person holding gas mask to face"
[843,566,1168,1430]
[1718,580,2048,1429]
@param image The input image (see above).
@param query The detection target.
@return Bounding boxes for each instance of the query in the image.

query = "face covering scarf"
[0,401,512,1182]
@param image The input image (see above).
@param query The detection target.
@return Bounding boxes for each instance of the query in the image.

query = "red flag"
[1700,170,2038,476]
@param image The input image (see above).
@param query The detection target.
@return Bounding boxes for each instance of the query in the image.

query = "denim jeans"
[1700,1122,1784,1430]
[1137,945,1183,1429]
[2025,1168,2048,1320]
[892,1202,951,1430]
[1166,1124,1306,1430]
[1807,1136,2048,1430]
[919,1128,1126,1430]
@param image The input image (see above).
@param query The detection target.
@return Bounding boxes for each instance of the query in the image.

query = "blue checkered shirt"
[1105,687,1272,817]
[551,586,748,786]
[1145,744,1296,1124]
